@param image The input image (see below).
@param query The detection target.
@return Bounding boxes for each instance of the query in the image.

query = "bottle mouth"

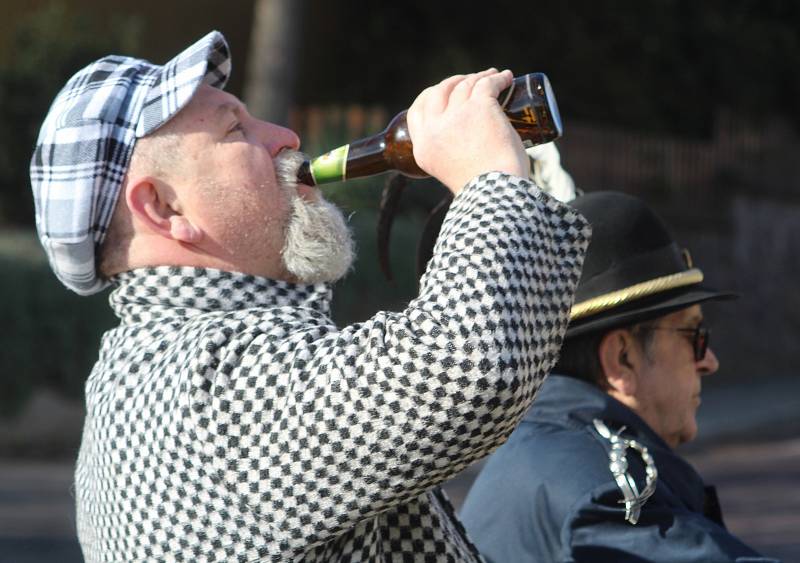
[541,74,563,138]
[297,160,315,186]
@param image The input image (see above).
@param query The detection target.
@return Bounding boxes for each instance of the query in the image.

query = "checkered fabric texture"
[75,173,590,562]
[29,31,230,296]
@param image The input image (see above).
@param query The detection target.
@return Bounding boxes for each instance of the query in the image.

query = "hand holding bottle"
[405,69,530,194]
[296,70,561,188]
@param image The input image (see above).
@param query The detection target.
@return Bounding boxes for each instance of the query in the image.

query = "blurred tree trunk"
[244,0,302,124]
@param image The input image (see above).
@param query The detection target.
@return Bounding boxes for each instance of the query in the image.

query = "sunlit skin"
[121,84,314,282]
[601,304,719,448]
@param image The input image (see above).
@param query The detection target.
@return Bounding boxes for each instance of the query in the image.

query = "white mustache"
[274,150,307,189]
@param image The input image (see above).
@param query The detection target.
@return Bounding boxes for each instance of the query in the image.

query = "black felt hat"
[566,191,737,338]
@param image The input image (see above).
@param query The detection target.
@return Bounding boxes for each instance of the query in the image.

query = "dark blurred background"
[1,1,799,561]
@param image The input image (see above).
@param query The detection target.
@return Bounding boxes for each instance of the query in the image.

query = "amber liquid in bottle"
[297,73,562,186]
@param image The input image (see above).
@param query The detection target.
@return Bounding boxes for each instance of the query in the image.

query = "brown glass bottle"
[297,72,563,186]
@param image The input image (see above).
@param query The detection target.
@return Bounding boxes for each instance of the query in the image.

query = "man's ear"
[598,329,639,397]
[125,177,203,244]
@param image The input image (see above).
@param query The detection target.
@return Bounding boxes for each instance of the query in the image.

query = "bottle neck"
[299,110,426,186]
[300,132,391,186]
[346,134,392,178]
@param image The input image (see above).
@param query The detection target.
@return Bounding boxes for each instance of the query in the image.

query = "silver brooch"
[593,419,658,525]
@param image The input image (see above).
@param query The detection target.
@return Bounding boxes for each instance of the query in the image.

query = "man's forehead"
[157,85,239,133]
[187,84,238,112]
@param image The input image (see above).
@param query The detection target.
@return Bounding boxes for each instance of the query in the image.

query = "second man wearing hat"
[461,191,779,562]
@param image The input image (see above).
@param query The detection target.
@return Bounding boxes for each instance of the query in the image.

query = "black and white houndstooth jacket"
[75,173,590,562]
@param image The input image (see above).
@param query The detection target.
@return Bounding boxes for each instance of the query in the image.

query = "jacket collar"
[108,266,332,319]
[525,374,670,450]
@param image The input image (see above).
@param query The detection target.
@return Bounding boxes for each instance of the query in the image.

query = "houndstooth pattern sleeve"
[190,173,590,554]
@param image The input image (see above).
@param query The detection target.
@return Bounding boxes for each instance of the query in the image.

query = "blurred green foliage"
[331,209,424,325]
[0,235,115,416]
[0,2,142,226]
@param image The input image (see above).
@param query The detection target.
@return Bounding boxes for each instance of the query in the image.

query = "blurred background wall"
[0,1,798,560]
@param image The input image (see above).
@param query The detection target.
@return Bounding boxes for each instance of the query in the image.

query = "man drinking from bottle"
[30,30,589,561]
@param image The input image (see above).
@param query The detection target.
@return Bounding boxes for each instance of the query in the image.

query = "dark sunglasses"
[649,325,710,361]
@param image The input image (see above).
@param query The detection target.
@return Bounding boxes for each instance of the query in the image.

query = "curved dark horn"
[377,173,408,281]
[416,194,453,281]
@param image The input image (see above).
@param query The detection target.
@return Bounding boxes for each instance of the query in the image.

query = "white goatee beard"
[274,150,355,284]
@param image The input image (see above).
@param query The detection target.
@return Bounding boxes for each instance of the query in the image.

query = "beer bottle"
[297,72,562,186]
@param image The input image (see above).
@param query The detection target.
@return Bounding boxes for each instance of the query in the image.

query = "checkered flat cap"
[30,31,231,295]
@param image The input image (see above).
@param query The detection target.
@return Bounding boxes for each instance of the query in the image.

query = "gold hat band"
[570,268,704,321]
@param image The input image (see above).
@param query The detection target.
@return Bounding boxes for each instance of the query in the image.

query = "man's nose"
[270,123,301,153]
[255,119,301,154]
[698,346,719,376]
